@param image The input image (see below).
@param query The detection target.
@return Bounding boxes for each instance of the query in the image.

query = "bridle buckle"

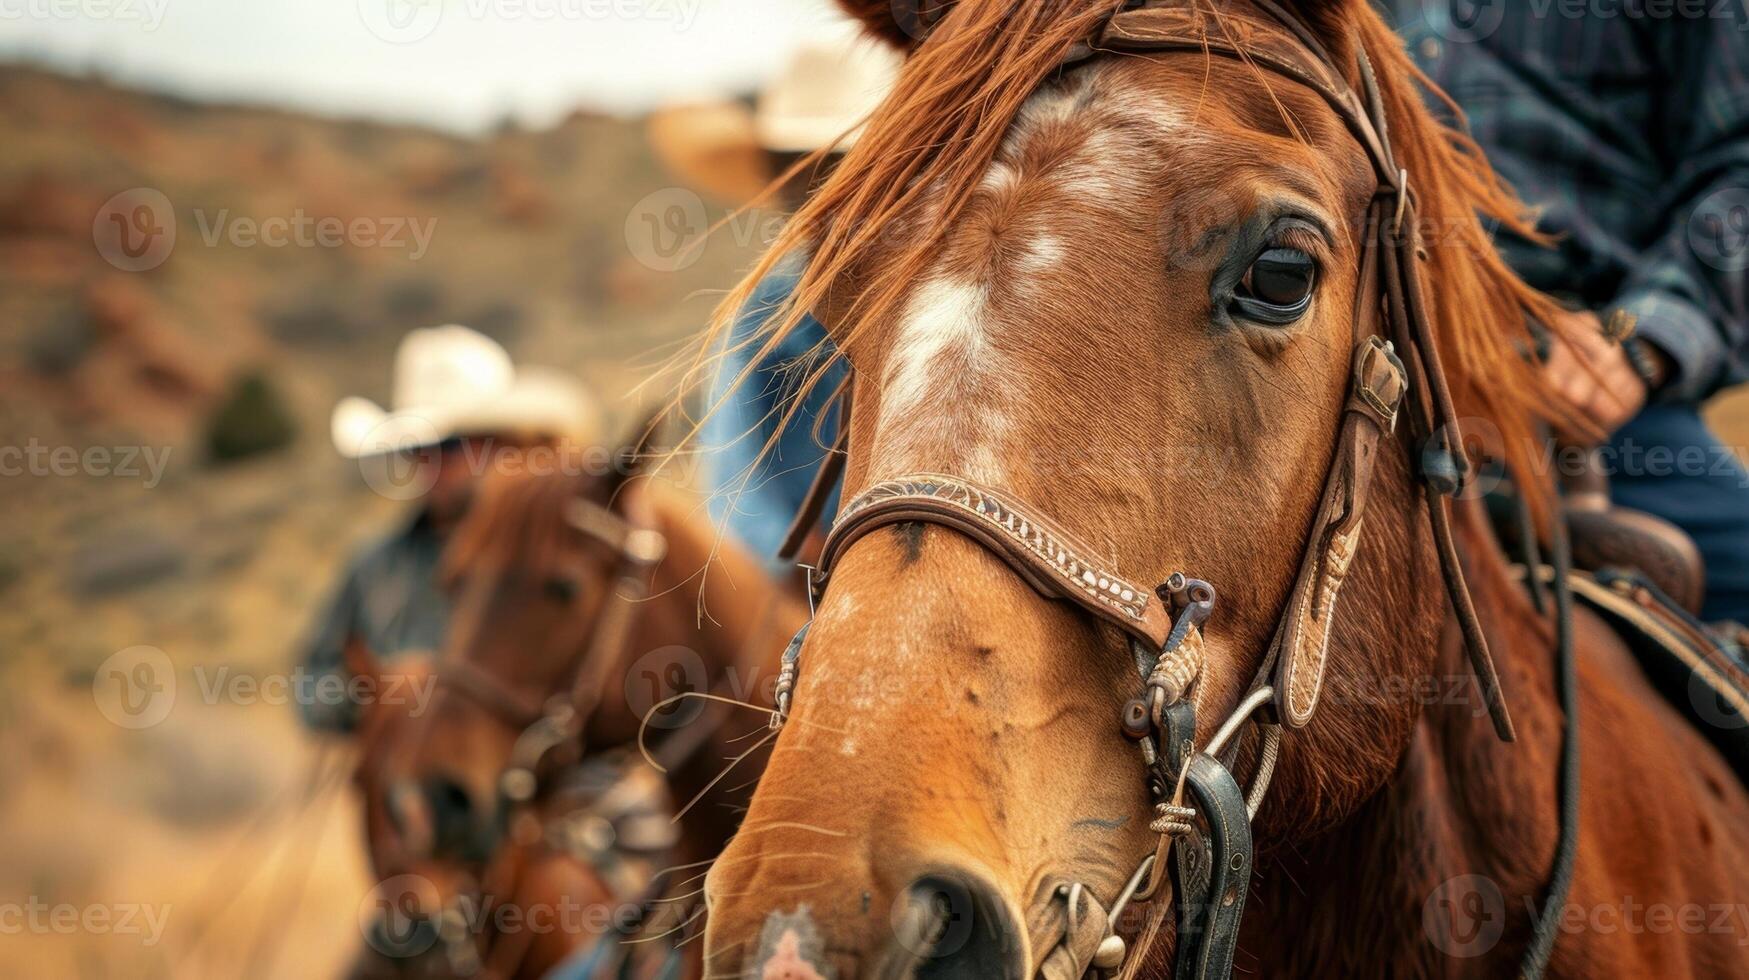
[1353,337,1407,431]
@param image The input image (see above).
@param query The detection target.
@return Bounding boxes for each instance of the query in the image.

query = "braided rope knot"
[769,663,798,730]
[1146,630,1202,706]
[1151,801,1197,837]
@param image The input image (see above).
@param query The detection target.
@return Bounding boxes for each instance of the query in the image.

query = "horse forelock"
[442,468,596,583]
[687,0,1573,534]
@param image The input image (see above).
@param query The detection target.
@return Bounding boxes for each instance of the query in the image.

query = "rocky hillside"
[0,65,764,978]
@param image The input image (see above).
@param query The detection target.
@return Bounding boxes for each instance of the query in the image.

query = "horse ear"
[835,0,949,49]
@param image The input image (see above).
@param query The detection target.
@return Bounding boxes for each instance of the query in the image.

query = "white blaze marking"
[868,66,1193,482]
[879,278,990,426]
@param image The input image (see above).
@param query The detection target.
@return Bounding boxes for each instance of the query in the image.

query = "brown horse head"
[351,433,808,975]
[696,1,1573,977]
[362,448,663,874]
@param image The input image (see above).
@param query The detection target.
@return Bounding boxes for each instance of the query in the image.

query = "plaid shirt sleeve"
[1392,2,1749,403]
[1613,23,1749,403]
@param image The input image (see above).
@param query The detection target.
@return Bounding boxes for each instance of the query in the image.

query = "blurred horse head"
[347,431,806,977]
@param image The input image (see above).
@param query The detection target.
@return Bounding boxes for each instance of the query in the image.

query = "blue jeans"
[1608,405,1749,625]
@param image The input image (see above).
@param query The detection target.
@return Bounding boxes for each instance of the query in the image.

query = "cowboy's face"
[418,436,525,523]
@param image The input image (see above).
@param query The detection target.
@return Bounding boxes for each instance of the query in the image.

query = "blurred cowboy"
[299,324,600,732]
[1393,4,1749,625]
[651,30,899,573]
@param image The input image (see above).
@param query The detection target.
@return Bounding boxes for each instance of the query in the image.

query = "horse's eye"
[543,576,578,603]
[1233,247,1316,324]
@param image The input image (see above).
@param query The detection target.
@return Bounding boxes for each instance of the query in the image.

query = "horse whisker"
[672,729,777,824]
[646,855,719,883]
[733,820,848,838]
[639,693,843,774]
[693,850,846,869]
[620,904,705,945]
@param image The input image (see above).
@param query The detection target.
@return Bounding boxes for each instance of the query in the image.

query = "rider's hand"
[1542,309,1654,441]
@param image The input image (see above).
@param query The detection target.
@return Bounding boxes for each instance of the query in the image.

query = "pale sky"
[0,0,865,131]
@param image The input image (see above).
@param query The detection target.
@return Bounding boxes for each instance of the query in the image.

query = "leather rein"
[765,2,1580,977]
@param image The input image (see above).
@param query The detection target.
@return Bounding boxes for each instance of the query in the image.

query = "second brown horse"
[349,447,806,979]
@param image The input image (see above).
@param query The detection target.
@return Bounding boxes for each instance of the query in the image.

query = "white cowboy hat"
[645,102,771,205]
[330,324,600,458]
[755,33,902,152]
[646,29,900,205]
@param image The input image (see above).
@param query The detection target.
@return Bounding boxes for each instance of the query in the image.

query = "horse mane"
[442,468,594,582]
[678,0,1576,521]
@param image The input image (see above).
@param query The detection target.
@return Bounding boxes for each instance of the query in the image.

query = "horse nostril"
[422,773,485,860]
[895,872,1024,980]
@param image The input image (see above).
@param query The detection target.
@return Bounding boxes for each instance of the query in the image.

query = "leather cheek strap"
[1270,337,1406,728]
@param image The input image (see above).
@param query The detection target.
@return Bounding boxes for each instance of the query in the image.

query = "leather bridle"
[393,494,670,978]
[764,2,1580,977]
[437,493,670,806]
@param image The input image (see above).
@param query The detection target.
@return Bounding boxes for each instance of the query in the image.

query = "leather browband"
[816,475,1175,651]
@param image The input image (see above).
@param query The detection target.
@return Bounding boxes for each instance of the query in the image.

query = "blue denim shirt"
[704,257,845,573]
[297,511,449,733]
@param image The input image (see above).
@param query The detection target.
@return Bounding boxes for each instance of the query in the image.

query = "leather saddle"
[1487,468,1749,785]
[1487,455,1706,616]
